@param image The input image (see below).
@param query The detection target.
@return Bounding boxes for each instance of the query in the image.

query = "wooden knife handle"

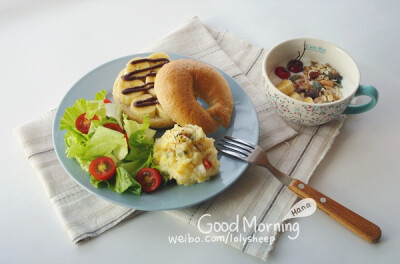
[288,179,381,243]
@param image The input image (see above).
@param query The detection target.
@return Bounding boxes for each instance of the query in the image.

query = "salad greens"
[60,90,157,195]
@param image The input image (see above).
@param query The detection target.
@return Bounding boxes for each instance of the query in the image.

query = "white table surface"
[2,0,400,263]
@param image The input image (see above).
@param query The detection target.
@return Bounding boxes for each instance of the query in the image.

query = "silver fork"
[217,136,381,243]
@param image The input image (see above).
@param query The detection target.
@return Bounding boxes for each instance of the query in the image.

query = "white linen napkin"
[14,17,344,261]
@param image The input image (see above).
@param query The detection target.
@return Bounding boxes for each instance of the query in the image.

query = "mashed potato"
[153,124,219,185]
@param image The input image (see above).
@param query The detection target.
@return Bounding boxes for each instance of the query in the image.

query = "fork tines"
[216,136,256,161]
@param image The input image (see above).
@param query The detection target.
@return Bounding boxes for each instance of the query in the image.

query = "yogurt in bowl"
[262,38,378,126]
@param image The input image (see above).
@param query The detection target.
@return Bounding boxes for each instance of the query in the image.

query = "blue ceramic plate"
[53,53,259,211]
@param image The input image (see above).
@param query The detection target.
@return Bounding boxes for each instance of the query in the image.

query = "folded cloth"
[14,17,343,261]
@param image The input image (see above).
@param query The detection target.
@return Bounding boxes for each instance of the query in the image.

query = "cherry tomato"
[136,168,162,193]
[89,156,116,181]
[103,123,123,133]
[202,157,213,170]
[103,99,112,104]
[75,113,98,134]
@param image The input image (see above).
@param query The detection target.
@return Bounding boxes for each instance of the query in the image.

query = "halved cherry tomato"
[136,168,162,193]
[103,123,124,133]
[103,98,112,104]
[75,113,98,134]
[89,156,116,181]
[202,157,213,170]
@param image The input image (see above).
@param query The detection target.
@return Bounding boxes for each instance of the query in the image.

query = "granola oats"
[277,62,343,104]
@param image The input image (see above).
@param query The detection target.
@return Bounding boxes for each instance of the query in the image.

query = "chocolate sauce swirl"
[122,72,157,81]
[130,58,169,64]
[121,58,169,81]
[134,96,158,107]
[121,82,154,95]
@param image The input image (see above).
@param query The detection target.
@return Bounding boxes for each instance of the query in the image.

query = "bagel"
[112,52,175,128]
[154,59,233,134]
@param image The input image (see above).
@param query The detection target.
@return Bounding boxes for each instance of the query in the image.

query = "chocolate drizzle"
[121,58,169,81]
[120,57,170,107]
[122,72,157,81]
[130,58,169,64]
[122,82,154,94]
[134,97,158,107]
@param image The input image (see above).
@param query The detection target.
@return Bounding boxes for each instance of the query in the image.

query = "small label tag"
[282,198,317,221]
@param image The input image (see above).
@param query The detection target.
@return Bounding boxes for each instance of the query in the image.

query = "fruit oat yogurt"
[274,42,344,104]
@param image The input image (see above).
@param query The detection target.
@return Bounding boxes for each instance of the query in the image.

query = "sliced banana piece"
[148,52,170,66]
[149,52,169,59]
[130,94,157,120]
[114,79,145,105]
[125,57,150,76]
[145,75,156,83]
[147,88,157,97]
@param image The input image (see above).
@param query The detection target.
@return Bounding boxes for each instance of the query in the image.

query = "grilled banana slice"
[112,52,175,128]
[125,57,150,75]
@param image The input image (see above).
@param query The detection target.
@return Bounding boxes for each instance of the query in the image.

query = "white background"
[1,0,400,263]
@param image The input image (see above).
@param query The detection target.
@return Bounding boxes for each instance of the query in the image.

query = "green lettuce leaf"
[81,126,128,161]
[123,115,156,167]
[60,90,108,132]
[120,160,144,176]
[124,132,152,164]
[90,176,106,188]
[66,126,128,172]
[112,167,142,195]
[87,119,118,136]
[105,103,123,128]
[122,114,156,140]
[75,157,93,173]
[60,98,88,135]
[95,90,107,100]
[86,90,107,119]
[64,130,87,149]
[90,167,142,195]
[86,100,106,120]
[122,113,141,137]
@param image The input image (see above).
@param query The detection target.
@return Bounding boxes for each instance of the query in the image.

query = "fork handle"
[288,179,381,243]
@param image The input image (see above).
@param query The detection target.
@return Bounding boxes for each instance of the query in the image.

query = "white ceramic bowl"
[262,38,378,126]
